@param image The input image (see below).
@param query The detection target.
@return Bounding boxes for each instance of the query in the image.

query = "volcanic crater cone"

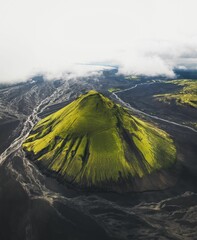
[23,90,177,192]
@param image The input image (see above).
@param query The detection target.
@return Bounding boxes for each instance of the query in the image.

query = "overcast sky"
[0,0,197,82]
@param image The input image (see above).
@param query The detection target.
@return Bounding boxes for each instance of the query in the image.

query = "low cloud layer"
[0,0,197,83]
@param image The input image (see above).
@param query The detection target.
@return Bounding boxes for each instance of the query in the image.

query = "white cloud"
[43,65,114,81]
[0,0,197,82]
[118,54,175,77]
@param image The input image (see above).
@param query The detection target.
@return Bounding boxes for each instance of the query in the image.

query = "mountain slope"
[23,90,176,192]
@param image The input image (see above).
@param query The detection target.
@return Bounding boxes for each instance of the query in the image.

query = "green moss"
[23,90,176,187]
[108,88,121,92]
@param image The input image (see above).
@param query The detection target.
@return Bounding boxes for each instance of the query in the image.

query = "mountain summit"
[23,90,176,192]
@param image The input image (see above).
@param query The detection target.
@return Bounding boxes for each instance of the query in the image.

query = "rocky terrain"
[0,70,196,240]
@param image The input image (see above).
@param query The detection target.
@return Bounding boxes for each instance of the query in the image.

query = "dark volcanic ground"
[116,81,197,128]
[0,72,197,240]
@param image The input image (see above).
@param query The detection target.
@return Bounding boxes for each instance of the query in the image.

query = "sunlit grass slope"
[154,79,197,108]
[108,88,121,93]
[23,90,176,187]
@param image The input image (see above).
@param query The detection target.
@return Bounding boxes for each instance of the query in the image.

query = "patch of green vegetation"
[108,88,121,93]
[154,79,197,108]
[23,90,176,187]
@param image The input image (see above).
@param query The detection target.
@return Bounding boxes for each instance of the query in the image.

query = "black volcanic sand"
[0,161,113,240]
[0,119,20,154]
[117,82,197,126]
[1,152,197,240]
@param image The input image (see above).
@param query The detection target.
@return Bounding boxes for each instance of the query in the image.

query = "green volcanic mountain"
[23,90,176,192]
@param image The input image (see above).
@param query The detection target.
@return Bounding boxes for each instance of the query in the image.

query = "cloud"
[0,0,197,83]
[42,65,115,81]
[118,55,175,77]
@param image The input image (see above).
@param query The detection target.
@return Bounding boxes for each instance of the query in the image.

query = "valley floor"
[0,75,197,240]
